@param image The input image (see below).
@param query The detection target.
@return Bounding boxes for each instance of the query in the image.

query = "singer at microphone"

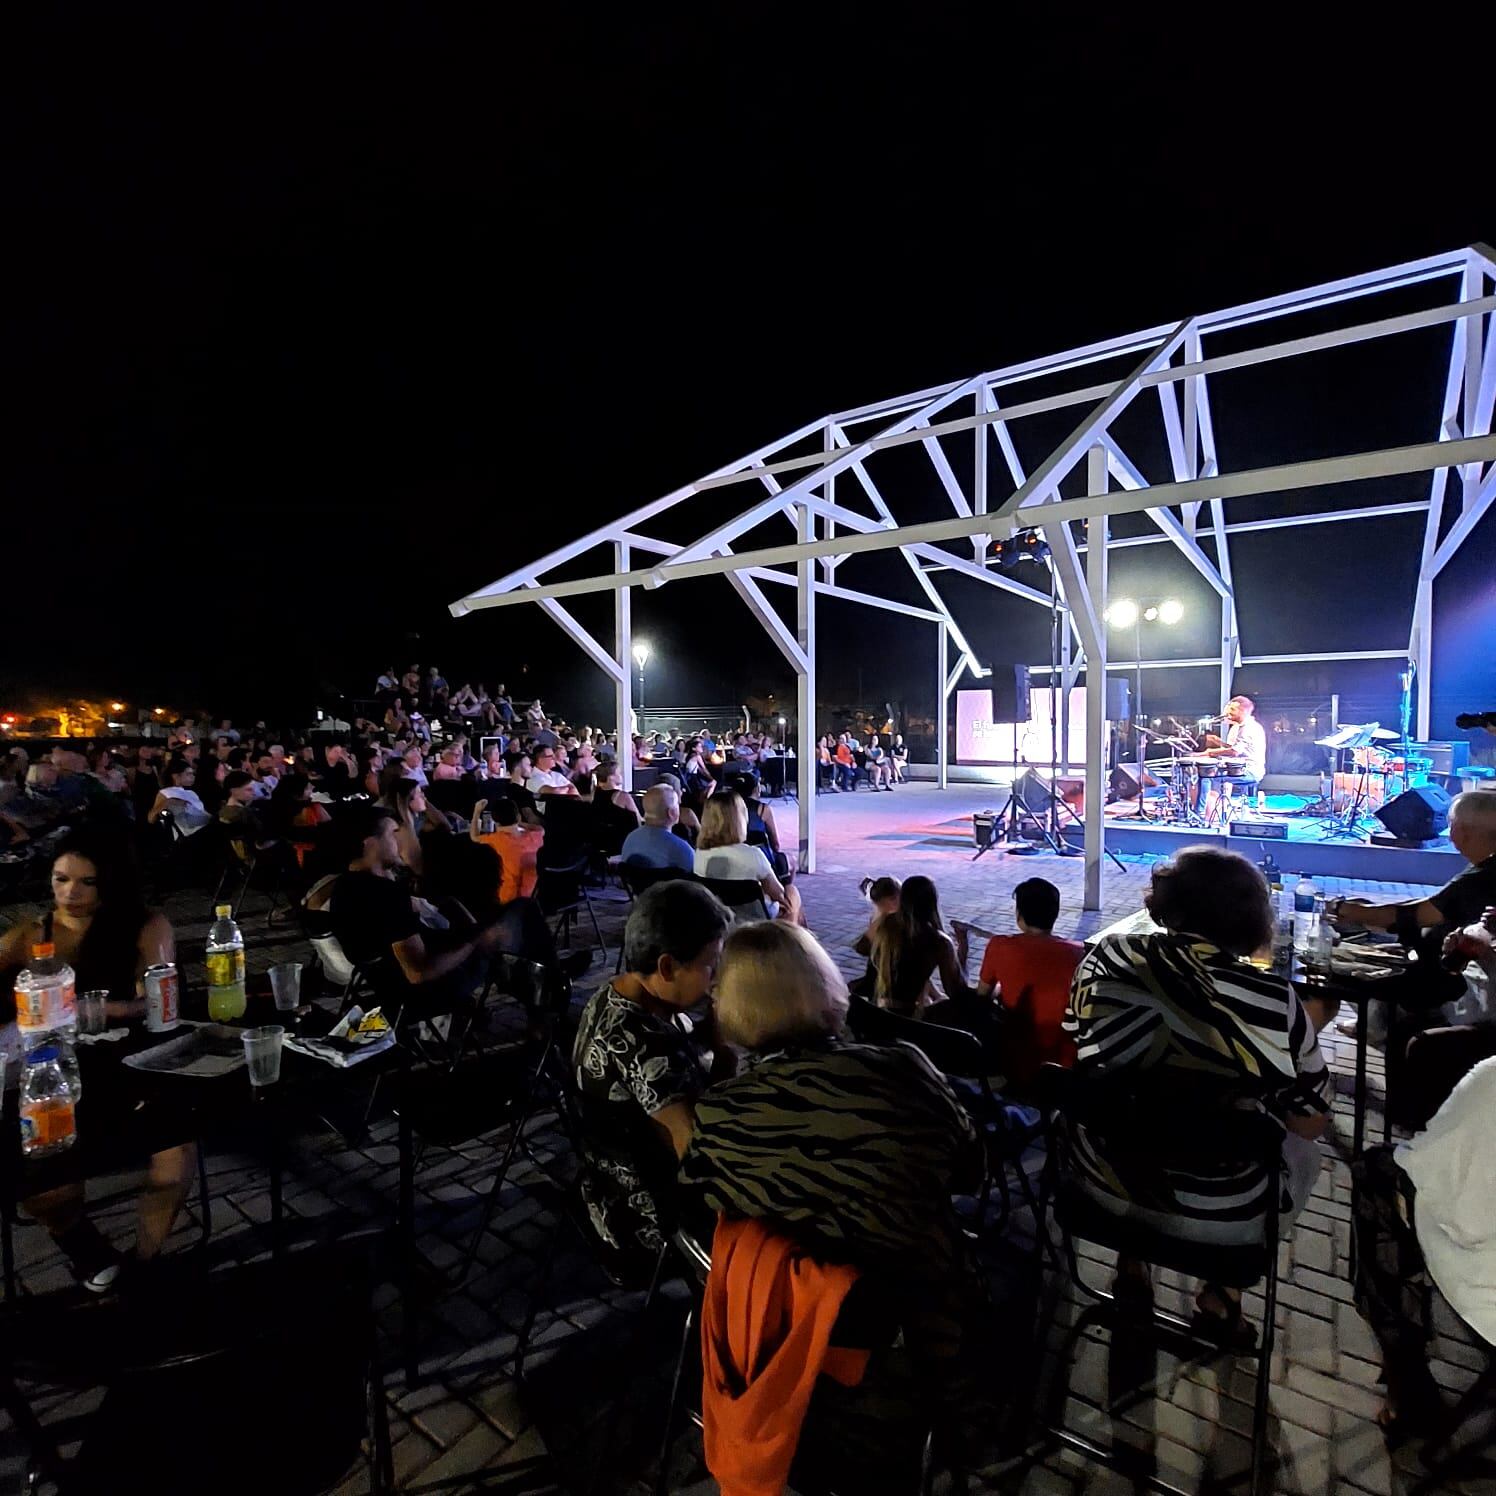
[1194,695,1268,809]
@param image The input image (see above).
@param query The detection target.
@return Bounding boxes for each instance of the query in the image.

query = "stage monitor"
[955,686,1098,766]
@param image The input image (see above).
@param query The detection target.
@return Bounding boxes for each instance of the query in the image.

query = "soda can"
[144,963,181,1032]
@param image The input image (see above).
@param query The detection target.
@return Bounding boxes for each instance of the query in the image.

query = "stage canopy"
[453,245,1495,907]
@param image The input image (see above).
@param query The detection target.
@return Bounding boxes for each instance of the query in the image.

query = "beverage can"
[144,963,180,1032]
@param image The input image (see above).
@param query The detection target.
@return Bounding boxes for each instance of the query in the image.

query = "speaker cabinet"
[990,665,1031,724]
[1375,783,1452,842]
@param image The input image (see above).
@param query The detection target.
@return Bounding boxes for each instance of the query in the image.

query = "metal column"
[796,503,817,872]
[613,541,633,792]
[1084,447,1109,912]
[937,624,949,790]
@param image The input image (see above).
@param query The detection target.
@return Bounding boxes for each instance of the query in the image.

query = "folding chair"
[846,998,1047,1248]
[1037,1065,1283,1496]
[697,876,770,921]
[537,850,608,959]
[614,864,697,971]
[653,1224,941,1496]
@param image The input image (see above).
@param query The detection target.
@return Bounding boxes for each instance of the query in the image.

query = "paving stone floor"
[2,785,1490,1494]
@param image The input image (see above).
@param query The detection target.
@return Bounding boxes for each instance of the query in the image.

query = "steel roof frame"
[453,246,1496,905]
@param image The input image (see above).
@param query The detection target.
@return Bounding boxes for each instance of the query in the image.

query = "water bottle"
[205,904,247,1022]
[1293,874,1317,913]
[1308,894,1333,972]
[1256,789,1267,811]
[20,1046,78,1157]
[1272,888,1295,971]
[13,942,77,1040]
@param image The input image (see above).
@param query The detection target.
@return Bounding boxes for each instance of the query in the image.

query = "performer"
[1194,694,1267,810]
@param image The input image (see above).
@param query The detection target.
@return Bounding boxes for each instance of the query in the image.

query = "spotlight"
[1104,598,1138,628]
[1144,606,1159,622]
[992,527,1050,569]
[1157,599,1184,625]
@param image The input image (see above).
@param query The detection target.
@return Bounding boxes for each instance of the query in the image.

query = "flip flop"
[1191,1282,1257,1350]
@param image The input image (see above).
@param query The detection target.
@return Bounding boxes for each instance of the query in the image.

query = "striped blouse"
[1062,931,1332,1225]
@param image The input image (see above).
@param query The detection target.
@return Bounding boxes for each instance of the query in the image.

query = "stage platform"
[790,781,1460,889]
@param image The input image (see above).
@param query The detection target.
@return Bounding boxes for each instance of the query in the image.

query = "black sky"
[7,7,1493,730]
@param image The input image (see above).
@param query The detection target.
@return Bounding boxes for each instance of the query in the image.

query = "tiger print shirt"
[1062,930,1332,1226]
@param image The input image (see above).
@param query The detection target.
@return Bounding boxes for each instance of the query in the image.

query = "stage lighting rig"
[991,527,1050,570]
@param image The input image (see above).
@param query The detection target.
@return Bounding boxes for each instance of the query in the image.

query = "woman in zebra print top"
[1063,848,1332,1340]
[682,922,988,1412]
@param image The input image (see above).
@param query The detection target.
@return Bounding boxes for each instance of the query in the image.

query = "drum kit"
[1126,722,1254,829]
[1310,722,1431,840]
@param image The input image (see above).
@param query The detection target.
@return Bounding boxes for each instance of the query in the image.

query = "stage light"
[111,702,125,712]
[1157,599,1184,625]
[1104,598,1138,628]
[1144,606,1159,622]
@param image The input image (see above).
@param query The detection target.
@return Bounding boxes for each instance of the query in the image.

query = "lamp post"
[1103,598,1183,785]
[632,641,651,733]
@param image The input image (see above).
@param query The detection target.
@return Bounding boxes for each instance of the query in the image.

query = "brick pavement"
[1,786,1488,1494]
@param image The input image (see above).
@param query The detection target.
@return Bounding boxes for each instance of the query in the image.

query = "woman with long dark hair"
[866,874,971,1016]
[0,828,196,1290]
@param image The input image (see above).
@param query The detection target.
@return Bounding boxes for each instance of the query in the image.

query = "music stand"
[1315,723,1384,841]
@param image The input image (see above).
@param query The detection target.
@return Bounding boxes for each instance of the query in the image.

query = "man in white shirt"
[1195,693,1267,811]
[525,744,577,805]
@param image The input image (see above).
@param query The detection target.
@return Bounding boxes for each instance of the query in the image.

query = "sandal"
[1191,1282,1257,1350]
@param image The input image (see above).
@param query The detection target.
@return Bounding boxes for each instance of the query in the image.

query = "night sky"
[8,9,1493,735]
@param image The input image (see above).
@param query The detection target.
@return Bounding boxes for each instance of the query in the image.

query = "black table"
[0,992,407,1302]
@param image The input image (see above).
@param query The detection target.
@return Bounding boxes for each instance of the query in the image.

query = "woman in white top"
[148,760,213,837]
[693,793,804,926]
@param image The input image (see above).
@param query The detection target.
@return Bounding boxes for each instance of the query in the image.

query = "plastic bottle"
[20,1046,78,1157]
[1308,894,1333,971]
[13,942,77,1040]
[205,904,247,1022]
[1293,874,1317,913]
[1293,877,1320,953]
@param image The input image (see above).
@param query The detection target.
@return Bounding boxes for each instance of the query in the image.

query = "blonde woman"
[693,793,803,925]
[682,921,984,1408]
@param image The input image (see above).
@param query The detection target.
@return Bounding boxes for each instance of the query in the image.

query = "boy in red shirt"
[958,877,1083,1094]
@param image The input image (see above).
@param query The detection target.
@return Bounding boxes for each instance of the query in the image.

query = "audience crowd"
[2,667,1493,1473]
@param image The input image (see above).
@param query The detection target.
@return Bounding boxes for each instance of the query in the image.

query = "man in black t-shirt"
[329,806,509,1000]
[1333,790,1496,1111]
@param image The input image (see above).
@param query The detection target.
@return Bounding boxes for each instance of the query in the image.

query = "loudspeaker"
[991,665,1031,725]
[1014,768,1054,815]
[1105,678,1131,722]
[1055,775,1085,814]
[1375,784,1452,842]
[1110,764,1143,800]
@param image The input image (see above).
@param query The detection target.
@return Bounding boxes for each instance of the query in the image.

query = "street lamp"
[1104,598,1184,785]
[632,641,651,730]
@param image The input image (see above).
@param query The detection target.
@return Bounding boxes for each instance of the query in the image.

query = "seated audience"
[1332,788,1496,1111]
[526,743,577,804]
[148,759,213,837]
[398,741,429,787]
[891,733,909,783]
[384,698,411,738]
[834,735,857,791]
[621,785,695,871]
[572,881,733,1262]
[586,759,641,854]
[0,829,195,1290]
[694,793,803,925]
[952,877,1084,1093]
[723,771,784,870]
[1349,1057,1495,1436]
[1065,847,1330,1343]
[864,733,893,790]
[378,775,447,877]
[682,921,987,1419]
[862,874,969,1015]
[328,805,509,994]
[471,797,545,903]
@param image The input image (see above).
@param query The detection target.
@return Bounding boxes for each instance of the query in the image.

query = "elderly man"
[621,784,694,871]
[1333,789,1496,1118]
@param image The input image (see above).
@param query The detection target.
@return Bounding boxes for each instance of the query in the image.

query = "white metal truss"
[453,246,1496,904]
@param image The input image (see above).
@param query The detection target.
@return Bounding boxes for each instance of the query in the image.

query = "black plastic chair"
[614,864,697,971]
[0,1234,393,1494]
[1037,1065,1283,1496]
[846,998,1045,1246]
[654,1224,940,1496]
[697,876,771,921]
[537,850,607,958]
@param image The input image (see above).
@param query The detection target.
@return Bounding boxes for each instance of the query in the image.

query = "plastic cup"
[79,990,110,1035]
[242,1026,285,1087]
[268,962,303,1013]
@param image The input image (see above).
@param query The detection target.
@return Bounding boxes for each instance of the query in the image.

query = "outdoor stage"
[792,781,1460,889]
